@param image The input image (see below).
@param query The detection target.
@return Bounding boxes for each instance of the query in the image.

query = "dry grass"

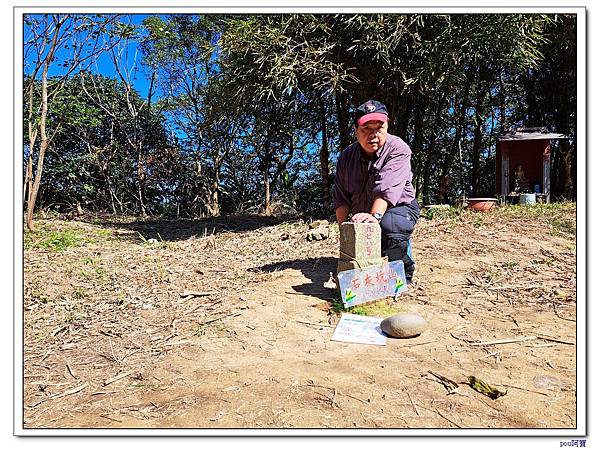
[21,203,577,428]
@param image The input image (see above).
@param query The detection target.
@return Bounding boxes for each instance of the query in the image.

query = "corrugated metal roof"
[498,131,567,141]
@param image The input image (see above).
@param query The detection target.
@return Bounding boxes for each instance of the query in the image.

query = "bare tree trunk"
[263,165,271,216]
[397,93,413,140]
[422,92,447,204]
[106,175,118,215]
[137,145,146,217]
[421,135,434,205]
[105,123,119,215]
[559,140,573,199]
[24,153,33,206]
[498,67,506,130]
[439,72,473,195]
[319,100,331,212]
[26,129,48,230]
[211,189,220,216]
[25,18,62,231]
[25,78,38,206]
[471,91,485,196]
[335,92,353,150]
[26,61,53,231]
[207,176,220,217]
[411,93,424,199]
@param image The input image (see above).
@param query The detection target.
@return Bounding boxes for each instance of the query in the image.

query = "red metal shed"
[496,128,567,203]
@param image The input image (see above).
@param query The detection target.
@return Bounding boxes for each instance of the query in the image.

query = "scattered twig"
[65,361,78,380]
[52,325,67,336]
[189,299,222,314]
[449,332,477,344]
[485,284,541,291]
[555,312,576,322]
[406,391,419,416]
[330,388,339,408]
[535,334,575,345]
[303,382,334,390]
[100,329,122,338]
[552,302,576,322]
[180,290,218,298]
[435,408,462,428]
[498,384,549,396]
[427,370,459,393]
[295,320,335,328]
[341,392,369,405]
[100,413,122,423]
[475,351,501,362]
[37,349,52,363]
[91,390,117,396]
[109,336,118,364]
[161,340,190,346]
[28,383,88,408]
[403,339,440,347]
[470,336,537,346]
[200,311,242,326]
[121,348,142,362]
[303,383,341,408]
[103,370,134,386]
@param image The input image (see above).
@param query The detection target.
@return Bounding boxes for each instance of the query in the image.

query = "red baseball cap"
[355,100,388,126]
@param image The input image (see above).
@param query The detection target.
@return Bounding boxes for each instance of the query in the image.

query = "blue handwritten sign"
[337,260,408,308]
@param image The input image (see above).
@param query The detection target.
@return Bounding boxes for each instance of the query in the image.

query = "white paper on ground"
[330,313,387,346]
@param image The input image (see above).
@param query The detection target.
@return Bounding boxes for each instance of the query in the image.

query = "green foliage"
[350,300,400,317]
[23,13,577,218]
[468,375,507,400]
[330,295,401,317]
[26,228,85,252]
[501,260,519,269]
[25,73,179,215]
[330,296,347,315]
[486,202,576,236]
[421,206,462,221]
[549,217,576,236]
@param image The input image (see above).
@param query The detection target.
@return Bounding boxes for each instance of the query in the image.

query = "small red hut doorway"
[496,127,567,203]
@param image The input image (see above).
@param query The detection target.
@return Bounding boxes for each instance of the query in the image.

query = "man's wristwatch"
[372,212,384,222]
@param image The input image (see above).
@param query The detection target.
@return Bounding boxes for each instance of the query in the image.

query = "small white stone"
[380,313,427,338]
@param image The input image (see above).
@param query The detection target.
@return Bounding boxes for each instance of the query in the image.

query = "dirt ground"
[22,204,578,430]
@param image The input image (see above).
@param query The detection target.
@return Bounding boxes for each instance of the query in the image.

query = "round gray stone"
[380,313,427,338]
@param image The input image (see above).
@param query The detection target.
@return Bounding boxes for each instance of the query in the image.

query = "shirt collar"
[358,140,386,162]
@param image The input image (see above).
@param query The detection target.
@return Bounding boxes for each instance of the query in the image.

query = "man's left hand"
[350,213,378,223]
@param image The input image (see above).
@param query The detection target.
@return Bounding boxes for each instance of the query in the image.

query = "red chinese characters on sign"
[363,267,396,287]
[364,224,375,257]
[338,260,408,308]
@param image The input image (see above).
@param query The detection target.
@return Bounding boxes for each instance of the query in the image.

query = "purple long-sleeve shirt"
[333,134,415,213]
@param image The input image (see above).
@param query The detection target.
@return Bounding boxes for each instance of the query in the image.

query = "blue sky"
[24,14,165,98]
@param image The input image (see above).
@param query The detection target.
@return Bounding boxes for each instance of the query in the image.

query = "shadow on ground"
[256,257,339,302]
[88,213,305,242]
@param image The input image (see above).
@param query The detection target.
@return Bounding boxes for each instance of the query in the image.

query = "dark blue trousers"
[379,199,420,283]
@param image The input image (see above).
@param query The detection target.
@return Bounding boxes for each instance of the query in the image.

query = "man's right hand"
[350,213,378,223]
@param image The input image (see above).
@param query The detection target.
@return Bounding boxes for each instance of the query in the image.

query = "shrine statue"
[512,164,530,193]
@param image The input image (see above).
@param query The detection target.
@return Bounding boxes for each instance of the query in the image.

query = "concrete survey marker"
[339,222,381,259]
[337,259,408,308]
[337,255,388,274]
